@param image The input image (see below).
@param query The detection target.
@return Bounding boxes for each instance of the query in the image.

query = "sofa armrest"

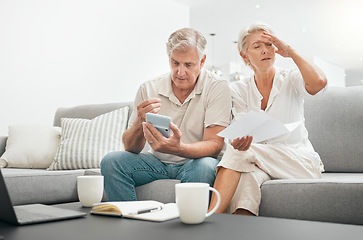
[0,136,7,156]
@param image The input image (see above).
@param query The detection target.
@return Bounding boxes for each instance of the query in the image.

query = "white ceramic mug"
[175,182,221,224]
[77,175,104,207]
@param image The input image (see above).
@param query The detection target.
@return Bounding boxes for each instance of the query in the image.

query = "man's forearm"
[173,139,224,159]
[172,125,227,159]
[122,120,146,153]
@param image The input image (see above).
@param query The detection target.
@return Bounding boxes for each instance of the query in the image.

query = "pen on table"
[129,206,163,215]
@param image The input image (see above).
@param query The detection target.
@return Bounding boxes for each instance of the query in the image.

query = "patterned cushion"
[47,107,129,170]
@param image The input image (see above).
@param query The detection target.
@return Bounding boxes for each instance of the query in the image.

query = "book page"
[124,203,179,222]
[92,200,163,216]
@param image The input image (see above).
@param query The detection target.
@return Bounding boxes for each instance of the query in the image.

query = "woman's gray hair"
[166,28,207,60]
[237,22,274,65]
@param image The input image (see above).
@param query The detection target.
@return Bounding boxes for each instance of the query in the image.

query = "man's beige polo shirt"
[128,68,232,164]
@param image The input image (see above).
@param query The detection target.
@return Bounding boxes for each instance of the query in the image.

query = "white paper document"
[217,111,302,143]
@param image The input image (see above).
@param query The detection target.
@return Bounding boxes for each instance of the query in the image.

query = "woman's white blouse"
[230,67,325,169]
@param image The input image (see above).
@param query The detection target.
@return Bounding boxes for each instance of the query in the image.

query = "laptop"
[0,169,87,225]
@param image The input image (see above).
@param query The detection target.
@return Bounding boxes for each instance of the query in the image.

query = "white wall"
[0,0,189,135]
[314,57,346,87]
[185,0,362,86]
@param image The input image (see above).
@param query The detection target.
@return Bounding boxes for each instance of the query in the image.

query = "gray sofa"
[1,86,362,225]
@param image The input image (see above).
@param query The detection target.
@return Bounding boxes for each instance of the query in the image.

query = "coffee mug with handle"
[175,182,221,224]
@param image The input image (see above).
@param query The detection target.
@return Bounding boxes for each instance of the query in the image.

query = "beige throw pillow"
[0,125,61,168]
[47,106,129,170]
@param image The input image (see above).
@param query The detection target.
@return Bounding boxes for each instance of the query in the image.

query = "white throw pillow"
[0,125,61,168]
[47,107,129,170]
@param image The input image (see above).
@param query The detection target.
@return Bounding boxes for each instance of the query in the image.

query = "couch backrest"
[53,87,363,173]
[53,102,134,127]
[304,86,363,172]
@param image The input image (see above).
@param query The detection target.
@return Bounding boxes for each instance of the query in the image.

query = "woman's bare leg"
[209,167,241,213]
[233,208,255,216]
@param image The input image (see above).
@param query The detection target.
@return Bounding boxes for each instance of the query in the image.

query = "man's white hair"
[166,28,207,60]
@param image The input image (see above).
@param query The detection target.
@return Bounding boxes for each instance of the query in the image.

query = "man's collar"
[193,68,206,95]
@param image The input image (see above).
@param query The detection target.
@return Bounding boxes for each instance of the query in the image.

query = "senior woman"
[209,22,327,216]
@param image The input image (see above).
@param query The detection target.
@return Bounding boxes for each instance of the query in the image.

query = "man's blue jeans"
[100,151,219,201]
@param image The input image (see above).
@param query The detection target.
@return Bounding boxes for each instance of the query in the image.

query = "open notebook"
[91,200,179,222]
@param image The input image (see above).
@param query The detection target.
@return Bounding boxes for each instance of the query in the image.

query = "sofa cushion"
[0,125,61,169]
[259,172,363,225]
[304,86,363,172]
[135,179,179,203]
[2,168,86,205]
[48,107,129,170]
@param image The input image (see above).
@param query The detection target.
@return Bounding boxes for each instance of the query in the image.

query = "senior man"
[101,28,231,201]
